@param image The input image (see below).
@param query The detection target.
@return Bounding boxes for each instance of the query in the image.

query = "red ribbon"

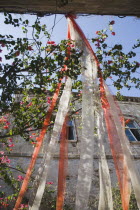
[14,82,62,210]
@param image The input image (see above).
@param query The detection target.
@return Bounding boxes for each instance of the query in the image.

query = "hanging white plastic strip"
[28,142,49,207]
[67,17,97,210]
[97,110,113,210]
[104,83,140,209]
[30,77,72,210]
[75,54,95,210]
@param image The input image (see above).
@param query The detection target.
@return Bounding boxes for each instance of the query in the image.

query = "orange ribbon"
[14,82,62,210]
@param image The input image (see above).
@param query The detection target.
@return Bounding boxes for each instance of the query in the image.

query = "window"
[59,120,77,141]
[125,120,140,142]
[67,120,76,141]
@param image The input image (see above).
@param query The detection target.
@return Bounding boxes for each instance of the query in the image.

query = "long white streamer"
[97,110,113,210]
[67,18,97,210]
[28,140,49,207]
[104,83,140,209]
[29,77,72,210]
[75,54,95,210]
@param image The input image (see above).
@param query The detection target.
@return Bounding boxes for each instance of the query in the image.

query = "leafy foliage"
[112,185,138,210]
[92,20,140,90]
[0,13,82,112]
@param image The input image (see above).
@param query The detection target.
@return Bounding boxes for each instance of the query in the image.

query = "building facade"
[0,96,140,209]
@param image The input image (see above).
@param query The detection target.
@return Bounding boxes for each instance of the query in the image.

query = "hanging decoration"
[67,15,97,210]
[14,82,62,210]
[67,15,136,210]
[56,116,68,210]
[104,82,140,209]
[28,140,50,207]
[29,20,72,209]
[99,75,131,210]
[30,77,72,210]
[55,23,72,210]
[97,110,113,210]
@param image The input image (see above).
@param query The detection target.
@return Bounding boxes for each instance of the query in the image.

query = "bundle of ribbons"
[14,15,140,210]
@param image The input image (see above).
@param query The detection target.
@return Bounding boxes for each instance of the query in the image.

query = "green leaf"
[9,129,13,135]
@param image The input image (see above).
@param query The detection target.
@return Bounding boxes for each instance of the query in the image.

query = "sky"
[0,13,140,97]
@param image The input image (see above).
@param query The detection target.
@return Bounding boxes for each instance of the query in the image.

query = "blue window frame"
[125,120,140,142]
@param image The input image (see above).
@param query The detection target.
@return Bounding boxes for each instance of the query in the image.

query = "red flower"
[3,125,9,129]
[1,156,11,164]
[1,43,5,47]
[70,44,75,48]
[46,182,54,185]
[28,46,33,51]
[64,57,69,61]
[67,42,71,46]
[47,97,51,104]
[96,31,99,34]
[61,65,68,72]
[63,65,68,71]
[1,202,9,207]
[8,143,15,147]
[17,175,24,181]
[47,41,55,45]
[111,32,115,36]
[27,102,32,107]
[19,204,28,209]
[110,20,115,25]
[15,51,20,56]
[108,60,113,64]
[31,142,37,145]
[66,47,71,51]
